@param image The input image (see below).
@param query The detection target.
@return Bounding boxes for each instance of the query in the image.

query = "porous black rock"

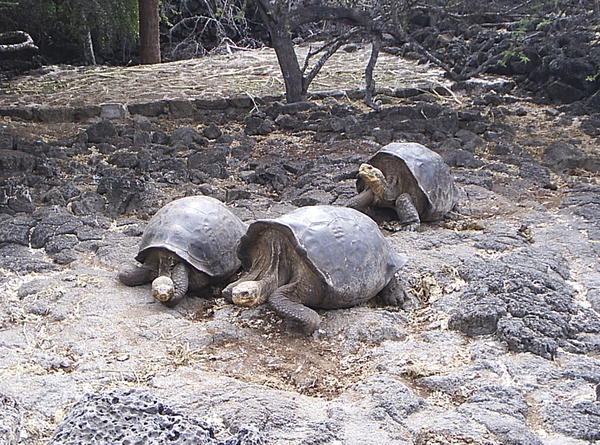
[0,149,37,173]
[543,400,600,441]
[96,168,146,216]
[69,190,107,216]
[49,388,219,445]
[246,163,289,193]
[86,120,118,143]
[543,141,584,172]
[244,115,275,136]
[171,126,207,147]
[0,179,34,214]
[49,388,266,445]
[203,123,222,140]
[449,247,600,359]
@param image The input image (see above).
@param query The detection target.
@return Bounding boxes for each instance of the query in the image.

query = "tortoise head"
[358,163,386,199]
[152,276,174,302]
[231,281,267,307]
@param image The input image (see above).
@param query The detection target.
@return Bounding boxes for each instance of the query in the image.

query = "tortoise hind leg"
[269,283,321,335]
[346,189,374,211]
[395,193,420,231]
[118,263,155,287]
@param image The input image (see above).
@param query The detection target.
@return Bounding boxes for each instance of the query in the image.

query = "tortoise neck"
[364,175,387,200]
[246,230,292,291]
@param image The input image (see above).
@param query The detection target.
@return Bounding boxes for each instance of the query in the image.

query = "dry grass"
[0,43,448,108]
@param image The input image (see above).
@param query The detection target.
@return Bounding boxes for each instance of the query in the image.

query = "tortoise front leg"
[376,275,409,307]
[163,263,189,308]
[395,193,420,231]
[118,262,156,287]
[269,283,321,334]
[346,189,374,211]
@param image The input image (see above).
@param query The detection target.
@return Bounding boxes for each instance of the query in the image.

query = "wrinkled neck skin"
[232,231,292,307]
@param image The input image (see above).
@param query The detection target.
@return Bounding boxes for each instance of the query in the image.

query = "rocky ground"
[1,46,599,444]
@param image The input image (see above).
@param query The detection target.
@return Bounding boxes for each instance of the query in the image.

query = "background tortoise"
[118,196,247,306]
[347,142,459,230]
[223,205,407,334]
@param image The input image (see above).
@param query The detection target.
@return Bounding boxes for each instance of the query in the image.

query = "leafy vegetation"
[0,0,138,64]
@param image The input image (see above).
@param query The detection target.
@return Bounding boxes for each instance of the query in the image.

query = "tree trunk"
[254,0,304,103]
[271,32,305,103]
[138,0,160,64]
[81,12,96,66]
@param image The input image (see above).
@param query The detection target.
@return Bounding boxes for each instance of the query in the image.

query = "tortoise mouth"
[232,281,268,307]
[358,163,386,199]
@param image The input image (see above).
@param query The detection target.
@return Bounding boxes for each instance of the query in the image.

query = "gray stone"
[203,123,222,140]
[86,120,118,143]
[0,149,36,173]
[244,116,275,135]
[0,215,35,245]
[127,101,168,117]
[171,126,206,147]
[543,141,584,171]
[449,246,600,359]
[70,190,107,216]
[168,99,195,118]
[49,388,219,445]
[543,400,600,440]
[100,103,128,120]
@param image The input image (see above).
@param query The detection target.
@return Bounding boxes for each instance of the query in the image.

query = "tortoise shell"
[358,142,459,221]
[239,205,406,308]
[136,196,247,278]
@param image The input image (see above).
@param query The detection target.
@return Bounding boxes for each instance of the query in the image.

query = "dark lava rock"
[546,81,585,103]
[244,116,275,136]
[449,247,600,359]
[291,189,334,206]
[70,191,107,216]
[187,147,228,179]
[247,164,289,193]
[203,123,222,140]
[152,130,171,145]
[0,214,35,246]
[49,388,265,445]
[95,142,118,154]
[0,149,37,173]
[543,141,584,172]
[0,244,61,274]
[171,126,206,147]
[44,234,79,264]
[96,168,145,217]
[29,208,83,249]
[86,120,118,143]
[560,185,600,223]
[0,180,34,214]
[543,400,600,440]
[274,114,302,131]
[442,149,483,169]
[519,162,553,188]
[458,385,543,445]
[49,388,219,445]
[107,149,139,168]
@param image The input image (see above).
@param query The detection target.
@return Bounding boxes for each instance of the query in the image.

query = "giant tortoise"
[223,205,407,334]
[347,142,459,230]
[118,196,247,306]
